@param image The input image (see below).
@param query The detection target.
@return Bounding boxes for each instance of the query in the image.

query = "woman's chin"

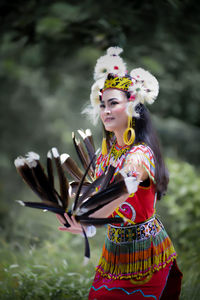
[104,124,115,132]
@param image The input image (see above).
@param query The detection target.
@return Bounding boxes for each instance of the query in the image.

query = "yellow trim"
[115,207,136,224]
[143,153,155,168]
[138,177,152,190]
[130,271,153,285]
[96,254,177,281]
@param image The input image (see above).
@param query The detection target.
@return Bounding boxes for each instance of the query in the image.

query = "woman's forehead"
[102,89,127,101]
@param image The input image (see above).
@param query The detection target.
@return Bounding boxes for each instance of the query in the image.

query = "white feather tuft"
[82,104,100,125]
[51,147,59,158]
[77,129,86,139]
[60,153,70,164]
[14,157,26,167]
[83,256,90,266]
[16,200,25,206]
[25,152,40,168]
[106,46,123,56]
[47,151,52,159]
[26,152,40,161]
[124,177,139,195]
[85,129,92,136]
[68,184,73,197]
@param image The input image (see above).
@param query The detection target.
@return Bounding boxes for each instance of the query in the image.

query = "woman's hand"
[56,213,83,235]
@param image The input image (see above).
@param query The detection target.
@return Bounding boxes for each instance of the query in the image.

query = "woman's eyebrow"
[108,98,118,102]
[100,98,118,104]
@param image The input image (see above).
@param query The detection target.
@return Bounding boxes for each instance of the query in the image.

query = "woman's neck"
[114,130,126,147]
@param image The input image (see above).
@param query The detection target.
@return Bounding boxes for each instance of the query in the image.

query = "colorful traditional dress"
[88,141,182,300]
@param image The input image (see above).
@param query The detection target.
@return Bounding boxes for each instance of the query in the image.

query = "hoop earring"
[123,116,135,146]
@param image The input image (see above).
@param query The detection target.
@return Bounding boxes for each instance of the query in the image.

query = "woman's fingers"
[56,213,83,235]
[56,214,66,225]
[56,213,74,227]
[64,212,73,226]
[71,215,79,226]
[58,226,83,235]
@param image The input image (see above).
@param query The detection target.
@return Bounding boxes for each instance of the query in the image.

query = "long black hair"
[104,102,169,200]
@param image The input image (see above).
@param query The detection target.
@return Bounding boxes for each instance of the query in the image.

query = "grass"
[0,208,104,300]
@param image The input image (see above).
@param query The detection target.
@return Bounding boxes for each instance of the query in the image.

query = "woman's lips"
[104,117,114,122]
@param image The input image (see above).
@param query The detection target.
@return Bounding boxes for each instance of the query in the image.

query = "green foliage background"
[0,0,200,299]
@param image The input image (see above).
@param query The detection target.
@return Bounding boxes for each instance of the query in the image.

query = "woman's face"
[100,89,128,133]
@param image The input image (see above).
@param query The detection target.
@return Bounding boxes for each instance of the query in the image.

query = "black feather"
[51,148,69,210]
[78,129,96,172]
[15,159,47,201]
[74,173,105,210]
[61,154,84,181]
[78,180,127,212]
[28,157,58,204]
[73,154,96,212]
[47,151,54,189]
[77,216,123,226]
[98,165,116,191]
[81,226,90,260]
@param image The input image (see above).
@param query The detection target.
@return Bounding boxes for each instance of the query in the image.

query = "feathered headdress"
[85,47,159,123]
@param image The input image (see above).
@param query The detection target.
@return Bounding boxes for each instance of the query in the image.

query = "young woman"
[57,47,182,299]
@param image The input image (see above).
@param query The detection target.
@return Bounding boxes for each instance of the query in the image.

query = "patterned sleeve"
[123,144,156,183]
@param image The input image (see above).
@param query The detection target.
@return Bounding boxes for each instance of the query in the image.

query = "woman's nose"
[104,106,111,114]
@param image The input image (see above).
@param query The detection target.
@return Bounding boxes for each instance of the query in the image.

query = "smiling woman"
[59,47,183,299]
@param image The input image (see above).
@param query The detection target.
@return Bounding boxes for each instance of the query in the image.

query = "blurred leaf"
[36,17,66,36]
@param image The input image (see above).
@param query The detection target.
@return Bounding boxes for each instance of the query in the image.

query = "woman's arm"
[89,193,129,218]
[56,163,148,231]
[89,164,148,219]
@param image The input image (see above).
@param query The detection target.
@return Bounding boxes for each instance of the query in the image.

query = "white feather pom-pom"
[94,48,126,81]
[90,78,105,106]
[130,68,159,104]
[106,47,123,56]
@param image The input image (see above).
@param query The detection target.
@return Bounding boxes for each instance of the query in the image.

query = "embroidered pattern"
[124,144,156,183]
[117,202,136,224]
[91,285,157,299]
[96,220,177,280]
[104,76,132,91]
[107,217,161,244]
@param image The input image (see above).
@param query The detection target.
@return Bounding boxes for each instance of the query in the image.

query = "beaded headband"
[103,75,132,92]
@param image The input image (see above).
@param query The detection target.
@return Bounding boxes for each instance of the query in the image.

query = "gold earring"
[123,116,135,145]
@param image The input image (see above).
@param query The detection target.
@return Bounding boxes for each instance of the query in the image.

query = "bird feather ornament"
[14,129,132,260]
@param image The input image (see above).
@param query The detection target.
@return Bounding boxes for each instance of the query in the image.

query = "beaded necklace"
[106,140,131,169]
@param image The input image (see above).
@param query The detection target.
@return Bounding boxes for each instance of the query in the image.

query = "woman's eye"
[99,104,105,109]
[111,101,118,106]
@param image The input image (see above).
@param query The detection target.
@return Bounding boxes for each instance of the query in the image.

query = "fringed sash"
[96,217,177,281]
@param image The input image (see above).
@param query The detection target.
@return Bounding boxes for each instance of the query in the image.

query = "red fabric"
[111,181,156,225]
[89,262,173,300]
[160,260,183,300]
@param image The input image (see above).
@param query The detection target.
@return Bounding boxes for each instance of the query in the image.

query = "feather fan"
[14,129,128,260]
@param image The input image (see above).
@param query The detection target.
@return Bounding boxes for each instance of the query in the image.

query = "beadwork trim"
[107,217,161,244]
